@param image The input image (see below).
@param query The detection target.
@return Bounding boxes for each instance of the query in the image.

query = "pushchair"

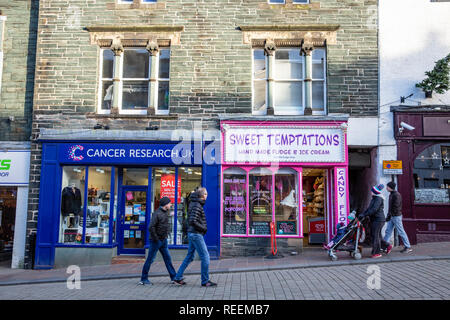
[327,213,366,261]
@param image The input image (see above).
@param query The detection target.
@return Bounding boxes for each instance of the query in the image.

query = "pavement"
[0,241,449,287]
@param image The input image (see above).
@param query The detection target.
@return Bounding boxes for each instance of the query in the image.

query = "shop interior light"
[73,168,81,173]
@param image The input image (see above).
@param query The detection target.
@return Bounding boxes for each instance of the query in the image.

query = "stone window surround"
[240,24,339,116]
[110,0,165,10]
[86,25,183,117]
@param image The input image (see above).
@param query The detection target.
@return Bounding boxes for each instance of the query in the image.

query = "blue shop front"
[34,140,220,269]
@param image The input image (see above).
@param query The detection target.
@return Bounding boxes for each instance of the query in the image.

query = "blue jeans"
[383,215,411,248]
[141,238,176,281]
[174,233,210,285]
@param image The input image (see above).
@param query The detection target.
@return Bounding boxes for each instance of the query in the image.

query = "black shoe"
[173,279,186,285]
[202,281,217,287]
[400,247,413,253]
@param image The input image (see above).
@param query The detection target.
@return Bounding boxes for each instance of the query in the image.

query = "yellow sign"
[383,160,403,175]
[383,160,402,169]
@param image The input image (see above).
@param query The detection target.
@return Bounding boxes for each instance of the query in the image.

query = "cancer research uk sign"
[59,143,196,165]
[223,125,346,164]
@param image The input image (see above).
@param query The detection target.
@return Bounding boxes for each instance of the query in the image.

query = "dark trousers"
[371,221,391,255]
[141,239,176,281]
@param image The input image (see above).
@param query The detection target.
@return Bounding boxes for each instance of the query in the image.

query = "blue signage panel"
[59,142,199,165]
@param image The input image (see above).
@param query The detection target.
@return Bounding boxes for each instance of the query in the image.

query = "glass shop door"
[118,187,147,255]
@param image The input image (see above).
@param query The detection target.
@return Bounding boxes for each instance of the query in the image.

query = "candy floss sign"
[223,125,346,164]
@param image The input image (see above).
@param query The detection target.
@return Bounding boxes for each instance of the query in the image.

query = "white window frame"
[155,48,170,116]
[251,49,268,116]
[273,48,305,116]
[98,48,114,115]
[119,47,150,115]
[311,49,327,116]
[98,47,170,115]
[251,47,327,116]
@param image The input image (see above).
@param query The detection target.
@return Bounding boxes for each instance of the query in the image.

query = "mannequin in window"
[61,182,82,217]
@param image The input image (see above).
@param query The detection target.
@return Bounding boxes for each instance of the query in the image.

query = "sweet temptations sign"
[222,124,346,164]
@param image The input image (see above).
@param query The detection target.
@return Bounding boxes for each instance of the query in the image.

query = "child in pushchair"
[325,212,366,261]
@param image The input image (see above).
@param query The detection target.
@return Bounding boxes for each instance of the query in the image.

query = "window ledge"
[260,1,319,10]
[87,112,178,120]
[107,1,165,10]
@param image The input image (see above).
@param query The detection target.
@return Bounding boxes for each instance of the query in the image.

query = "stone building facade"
[0,0,38,268]
[25,0,379,268]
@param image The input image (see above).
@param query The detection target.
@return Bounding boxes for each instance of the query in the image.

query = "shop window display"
[59,167,86,244]
[302,168,328,244]
[275,168,299,235]
[249,168,272,235]
[177,167,202,244]
[0,187,17,258]
[413,143,450,204]
[85,167,112,244]
[152,167,176,244]
[223,168,247,235]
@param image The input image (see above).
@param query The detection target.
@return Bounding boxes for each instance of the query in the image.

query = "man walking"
[384,181,412,253]
[173,187,217,287]
[139,196,177,285]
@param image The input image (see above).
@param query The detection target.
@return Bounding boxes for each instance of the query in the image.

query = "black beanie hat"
[387,181,396,190]
[160,197,171,207]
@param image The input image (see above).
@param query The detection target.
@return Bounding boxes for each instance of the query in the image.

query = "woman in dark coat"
[359,184,391,258]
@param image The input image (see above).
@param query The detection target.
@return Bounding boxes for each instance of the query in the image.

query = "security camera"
[399,121,415,133]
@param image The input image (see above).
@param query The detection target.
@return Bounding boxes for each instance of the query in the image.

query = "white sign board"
[0,151,30,185]
[223,125,346,164]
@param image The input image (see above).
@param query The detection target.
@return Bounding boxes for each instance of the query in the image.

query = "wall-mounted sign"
[59,143,197,165]
[0,151,30,185]
[383,160,403,175]
[335,167,348,226]
[222,125,346,164]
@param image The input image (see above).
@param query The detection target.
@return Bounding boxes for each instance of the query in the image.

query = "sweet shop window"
[223,168,247,236]
[249,168,273,235]
[274,168,299,235]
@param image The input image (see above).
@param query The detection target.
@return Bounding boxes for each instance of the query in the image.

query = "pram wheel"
[354,252,362,260]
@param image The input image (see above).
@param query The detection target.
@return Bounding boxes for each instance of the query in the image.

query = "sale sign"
[160,174,181,204]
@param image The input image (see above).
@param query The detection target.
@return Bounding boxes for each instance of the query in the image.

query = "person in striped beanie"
[359,184,391,258]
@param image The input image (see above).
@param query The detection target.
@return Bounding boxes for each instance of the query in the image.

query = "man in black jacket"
[359,184,391,258]
[173,188,217,287]
[139,197,177,285]
[383,181,412,253]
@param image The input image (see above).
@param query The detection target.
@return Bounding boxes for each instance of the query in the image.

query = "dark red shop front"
[393,106,450,244]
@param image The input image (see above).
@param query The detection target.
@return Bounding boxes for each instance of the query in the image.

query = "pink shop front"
[220,120,350,256]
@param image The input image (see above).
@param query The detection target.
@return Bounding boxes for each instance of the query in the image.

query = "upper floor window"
[99,47,170,115]
[252,47,326,116]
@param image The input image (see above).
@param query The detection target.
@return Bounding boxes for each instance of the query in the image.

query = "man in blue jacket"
[139,196,177,285]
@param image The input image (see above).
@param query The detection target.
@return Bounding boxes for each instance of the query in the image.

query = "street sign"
[383,160,403,175]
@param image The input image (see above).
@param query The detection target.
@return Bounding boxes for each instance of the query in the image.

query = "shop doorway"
[118,187,148,255]
[302,169,329,247]
[0,187,17,264]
